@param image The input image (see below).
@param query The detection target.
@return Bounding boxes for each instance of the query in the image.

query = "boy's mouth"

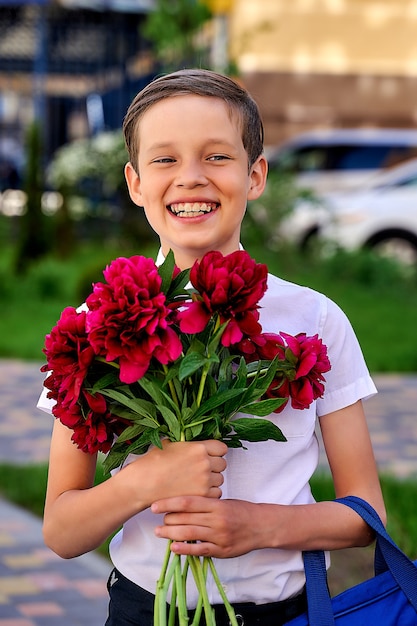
[168,202,218,217]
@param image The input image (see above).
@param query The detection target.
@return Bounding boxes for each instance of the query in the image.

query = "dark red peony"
[41,307,95,408]
[178,250,268,345]
[68,391,119,454]
[235,331,330,412]
[85,256,183,384]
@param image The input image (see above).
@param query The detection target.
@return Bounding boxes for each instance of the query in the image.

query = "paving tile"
[17,603,64,618]
[0,614,37,626]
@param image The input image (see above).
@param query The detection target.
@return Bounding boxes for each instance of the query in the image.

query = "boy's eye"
[152,157,176,164]
[209,154,229,161]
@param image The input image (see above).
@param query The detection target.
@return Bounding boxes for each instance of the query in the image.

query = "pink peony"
[85,256,183,384]
[235,331,330,412]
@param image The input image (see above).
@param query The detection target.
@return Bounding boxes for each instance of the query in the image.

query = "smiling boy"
[41,69,385,626]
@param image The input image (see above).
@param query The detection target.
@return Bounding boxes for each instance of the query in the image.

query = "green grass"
[0,241,156,361]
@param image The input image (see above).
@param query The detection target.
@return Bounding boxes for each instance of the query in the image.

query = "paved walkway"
[0,361,111,625]
[0,359,416,624]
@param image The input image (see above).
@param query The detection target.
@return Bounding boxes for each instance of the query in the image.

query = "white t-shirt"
[38,272,376,606]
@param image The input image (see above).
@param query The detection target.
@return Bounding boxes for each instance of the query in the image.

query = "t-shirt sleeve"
[316,296,377,417]
[37,380,55,415]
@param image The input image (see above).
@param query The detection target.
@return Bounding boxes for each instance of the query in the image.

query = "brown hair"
[123,68,264,172]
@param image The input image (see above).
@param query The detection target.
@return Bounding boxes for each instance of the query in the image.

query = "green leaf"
[188,337,206,354]
[178,352,208,380]
[186,422,204,440]
[158,249,176,295]
[192,388,248,420]
[90,371,120,392]
[102,429,159,474]
[158,406,181,441]
[218,354,235,384]
[115,423,147,443]
[102,448,128,475]
[167,268,191,300]
[149,428,164,449]
[207,320,229,355]
[240,398,287,416]
[231,417,287,443]
[138,376,178,412]
[100,389,157,420]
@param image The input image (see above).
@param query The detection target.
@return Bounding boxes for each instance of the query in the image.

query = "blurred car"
[279,157,417,264]
[266,127,417,194]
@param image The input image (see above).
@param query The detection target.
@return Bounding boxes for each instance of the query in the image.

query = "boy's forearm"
[255,500,380,552]
[43,468,142,558]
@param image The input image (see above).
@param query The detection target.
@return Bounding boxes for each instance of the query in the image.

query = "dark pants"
[105,568,307,626]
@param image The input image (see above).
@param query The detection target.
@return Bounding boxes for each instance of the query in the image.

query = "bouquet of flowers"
[42,249,330,626]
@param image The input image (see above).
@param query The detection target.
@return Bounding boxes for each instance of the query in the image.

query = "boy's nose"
[175,160,208,188]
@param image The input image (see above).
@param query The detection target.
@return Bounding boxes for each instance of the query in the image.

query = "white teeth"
[169,202,217,217]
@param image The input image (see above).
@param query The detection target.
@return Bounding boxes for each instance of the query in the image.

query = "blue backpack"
[287,496,417,626]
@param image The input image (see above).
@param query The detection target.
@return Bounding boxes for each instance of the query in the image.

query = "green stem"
[189,556,208,626]
[162,363,180,408]
[175,555,188,626]
[155,542,179,626]
[167,576,177,626]
[195,362,210,408]
[95,356,120,369]
[208,558,239,626]
[189,555,215,626]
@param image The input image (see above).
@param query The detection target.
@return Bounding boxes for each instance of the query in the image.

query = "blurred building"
[0,0,154,185]
[228,0,417,144]
[3,0,417,174]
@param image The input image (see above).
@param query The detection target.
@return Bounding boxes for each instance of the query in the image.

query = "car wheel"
[368,236,417,265]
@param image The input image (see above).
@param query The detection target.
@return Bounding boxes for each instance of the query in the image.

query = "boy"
[40,69,385,626]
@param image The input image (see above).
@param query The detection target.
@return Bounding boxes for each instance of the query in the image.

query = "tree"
[15,122,51,274]
[142,0,212,71]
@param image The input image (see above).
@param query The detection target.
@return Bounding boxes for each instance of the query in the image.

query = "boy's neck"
[157,243,244,270]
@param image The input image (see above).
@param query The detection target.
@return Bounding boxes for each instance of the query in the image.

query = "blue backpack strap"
[302,496,417,625]
[302,549,335,626]
[335,496,417,611]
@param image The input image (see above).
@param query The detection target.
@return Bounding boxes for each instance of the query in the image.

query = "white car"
[279,157,417,264]
[267,127,417,194]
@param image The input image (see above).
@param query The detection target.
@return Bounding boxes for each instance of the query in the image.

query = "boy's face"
[125,94,267,269]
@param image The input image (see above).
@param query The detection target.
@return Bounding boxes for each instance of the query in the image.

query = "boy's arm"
[152,400,386,557]
[43,420,227,559]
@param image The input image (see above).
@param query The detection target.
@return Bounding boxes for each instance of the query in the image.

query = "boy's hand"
[151,496,260,558]
[126,440,228,506]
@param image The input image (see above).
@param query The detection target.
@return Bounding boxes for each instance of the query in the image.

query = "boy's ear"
[125,162,144,206]
[247,154,268,201]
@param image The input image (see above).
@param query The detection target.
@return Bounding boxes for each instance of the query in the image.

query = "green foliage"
[46,131,156,247]
[0,239,416,371]
[47,131,127,193]
[142,0,212,70]
[247,243,417,373]
[14,122,52,273]
[314,246,415,289]
[244,170,318,247]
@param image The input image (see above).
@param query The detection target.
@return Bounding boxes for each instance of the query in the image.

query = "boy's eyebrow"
[145,138,239,152]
